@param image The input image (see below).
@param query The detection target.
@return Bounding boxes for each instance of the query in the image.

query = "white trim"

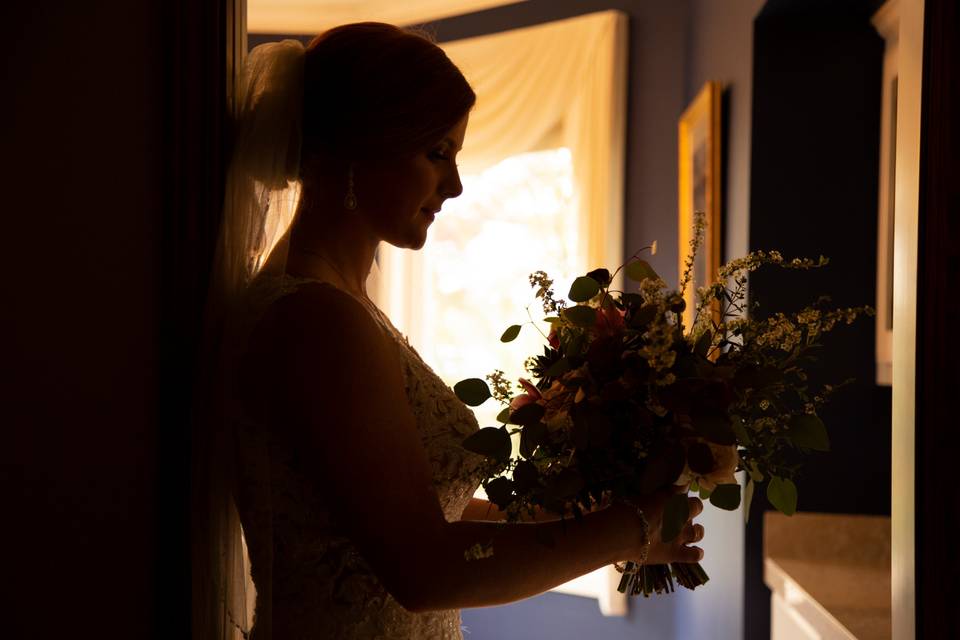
[891,0,924,637]
[872,0,900,387]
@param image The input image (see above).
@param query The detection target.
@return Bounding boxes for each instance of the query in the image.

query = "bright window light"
[410,147,582,429]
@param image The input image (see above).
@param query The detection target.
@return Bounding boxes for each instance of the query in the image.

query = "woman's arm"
[244,283,702,613]
[460,498,560,522]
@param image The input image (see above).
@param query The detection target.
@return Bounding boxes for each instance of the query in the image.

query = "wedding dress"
[231,273,485,640]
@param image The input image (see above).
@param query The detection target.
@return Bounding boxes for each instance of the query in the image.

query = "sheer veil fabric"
[193,39,306,640]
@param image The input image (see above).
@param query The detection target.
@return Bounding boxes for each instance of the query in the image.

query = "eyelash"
[429,149,450,161]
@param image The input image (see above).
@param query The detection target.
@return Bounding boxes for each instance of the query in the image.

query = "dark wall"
[4,3,164,637]
[746,1,888,638]
[4,2,225,638]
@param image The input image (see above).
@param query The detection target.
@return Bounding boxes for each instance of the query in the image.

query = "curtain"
[441,10,629,277]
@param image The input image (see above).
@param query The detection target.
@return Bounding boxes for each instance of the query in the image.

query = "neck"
[285,192,379,297]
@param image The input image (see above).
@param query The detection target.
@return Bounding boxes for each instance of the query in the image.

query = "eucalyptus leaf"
[485,476,515,508]
[625,260,659,283]
[767,476,798,516]
[500,324,522,343]
[630,304,659,329]
[511,403,545,427]
[513,460,540,492]
[787,414,830,451]
[562,305,597,327]
[462,427,512,463]
[709,484,741,511]
[569,276,601,302]
[454,378,491,406]
[661,493,690,542]
[586,268,612,286]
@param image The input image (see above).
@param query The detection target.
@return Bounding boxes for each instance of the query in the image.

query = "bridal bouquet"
[455,214,872,596]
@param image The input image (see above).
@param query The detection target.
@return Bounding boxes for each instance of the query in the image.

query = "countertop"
[764,511,891,640]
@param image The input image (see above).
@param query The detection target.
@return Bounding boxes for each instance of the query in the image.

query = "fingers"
[677,545,704,563]
[680,524,704,544]
[688,496,703,519]
[682,523,705,543]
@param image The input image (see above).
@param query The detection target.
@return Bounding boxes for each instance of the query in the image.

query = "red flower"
[548,326,561,350]
[595,304,626,337]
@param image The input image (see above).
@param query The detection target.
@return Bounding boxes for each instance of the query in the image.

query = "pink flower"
[510,378,542,411]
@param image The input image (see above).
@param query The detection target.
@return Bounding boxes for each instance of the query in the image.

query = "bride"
[193,22,706,640]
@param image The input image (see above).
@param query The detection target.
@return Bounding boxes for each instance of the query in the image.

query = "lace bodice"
[232,274,485,640]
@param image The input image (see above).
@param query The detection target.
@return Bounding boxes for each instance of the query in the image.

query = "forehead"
[441,113,469,149]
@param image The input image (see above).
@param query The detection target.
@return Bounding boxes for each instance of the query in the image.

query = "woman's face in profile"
[360,113,468,250]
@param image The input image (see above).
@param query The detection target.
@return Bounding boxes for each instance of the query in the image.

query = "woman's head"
[301,22,475,166]
[295,23,474,250]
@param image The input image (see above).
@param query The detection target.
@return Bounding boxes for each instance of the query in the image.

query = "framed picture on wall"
[678,81,722,332]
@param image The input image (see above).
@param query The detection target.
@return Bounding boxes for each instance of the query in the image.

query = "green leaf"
[513,460,540,492]
[519,421,548,458]
[630,304,659,329]
[747,461,764,483]
[625,260,659,283]
[662,493,690,542]
[569,276,601,302]
[500,324,522,342]
[586,268,612,286]
[709,484,742,511]
[462,427,512,463]
[787,414,830,451]
[545,357,572,377]
[767,476,798,516]
[694,330,713,358]
[743,478,755,523]
[511,403,545,426]
[454,378,491,406]
[562,305,597,327]
[496,407,513,424]
[485,476,515,508]
[543,316,563,324]
[731,417,753,446]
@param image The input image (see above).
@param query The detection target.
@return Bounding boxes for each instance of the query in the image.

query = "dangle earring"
[343,163,358,211]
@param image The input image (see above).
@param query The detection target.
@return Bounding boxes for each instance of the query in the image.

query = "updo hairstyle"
[300,22,475,175]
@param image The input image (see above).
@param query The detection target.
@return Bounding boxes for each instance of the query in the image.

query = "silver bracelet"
[614,506,651,572]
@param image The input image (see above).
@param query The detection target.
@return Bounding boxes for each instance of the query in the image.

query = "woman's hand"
[615,488,705,565]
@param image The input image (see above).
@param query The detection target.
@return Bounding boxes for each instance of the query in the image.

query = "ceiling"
[248,0,525,34]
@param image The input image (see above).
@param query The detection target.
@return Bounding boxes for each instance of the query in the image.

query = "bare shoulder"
[239,281,401,419]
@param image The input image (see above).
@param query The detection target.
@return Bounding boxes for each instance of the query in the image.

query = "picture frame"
[678,81,723,332]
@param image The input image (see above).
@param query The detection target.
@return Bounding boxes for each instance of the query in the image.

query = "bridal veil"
[193,38,305,640]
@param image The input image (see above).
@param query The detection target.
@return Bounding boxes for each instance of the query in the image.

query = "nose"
[441,165,463,199]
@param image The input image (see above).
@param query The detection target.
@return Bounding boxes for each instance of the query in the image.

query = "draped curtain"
[441,10,629,278]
